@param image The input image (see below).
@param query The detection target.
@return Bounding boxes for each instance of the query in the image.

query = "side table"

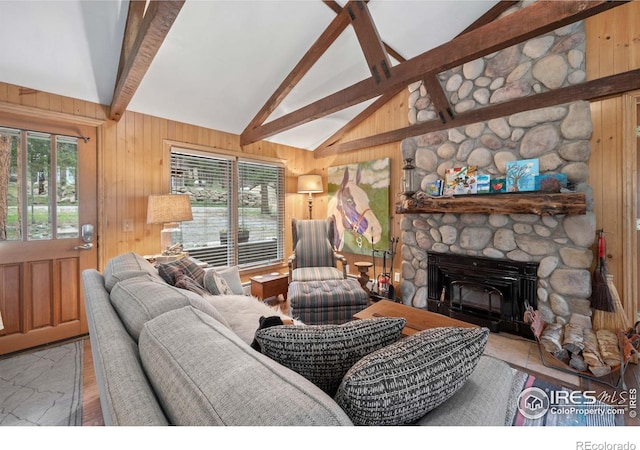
[354,261,373,294]
[250,272,289,301]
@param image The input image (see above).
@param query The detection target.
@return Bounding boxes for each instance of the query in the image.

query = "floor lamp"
[147,194,193,255]
[297,174,323,219]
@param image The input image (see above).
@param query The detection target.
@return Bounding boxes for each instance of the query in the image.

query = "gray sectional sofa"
[83,252,518,426]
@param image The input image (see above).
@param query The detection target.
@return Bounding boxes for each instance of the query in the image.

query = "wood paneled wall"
[98,112,316,276]
[585,1,640,323]
[0,81,313,279]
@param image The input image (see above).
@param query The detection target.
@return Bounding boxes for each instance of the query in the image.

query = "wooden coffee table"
[354,300,476,337]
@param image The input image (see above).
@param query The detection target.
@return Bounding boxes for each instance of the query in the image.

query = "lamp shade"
[147,194,193,224]
[297,174,323,194]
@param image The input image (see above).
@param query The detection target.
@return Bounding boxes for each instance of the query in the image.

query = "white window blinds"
[170,148,284,268]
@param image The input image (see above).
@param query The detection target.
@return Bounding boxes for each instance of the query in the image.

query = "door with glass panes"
[0,115,97,355]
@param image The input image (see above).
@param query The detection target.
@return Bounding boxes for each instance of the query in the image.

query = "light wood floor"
[79,330,639,427]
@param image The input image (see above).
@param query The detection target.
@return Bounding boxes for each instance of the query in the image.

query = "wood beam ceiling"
[240,0,625,150]
[242,0,404,147]
[109,0,185,121]
[314,0,517,154]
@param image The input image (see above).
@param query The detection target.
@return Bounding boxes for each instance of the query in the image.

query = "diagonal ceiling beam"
[347,1,391,82]
[314,68,640,156]
[109,0,185,121]
[422,74,454,124]
[417,0,520,126]
[312,0,407,152]
[315,0,518,154]
[241,5,351,139]
[241,0,624,146]
[242,0,405,146]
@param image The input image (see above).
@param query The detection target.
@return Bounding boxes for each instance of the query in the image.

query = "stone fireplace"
[398,4,596,332]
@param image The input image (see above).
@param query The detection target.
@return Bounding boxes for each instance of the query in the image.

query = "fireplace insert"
[427,252,538,339]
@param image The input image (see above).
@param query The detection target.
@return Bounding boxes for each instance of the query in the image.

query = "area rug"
[0,341,83,426]
[507,370,625,426]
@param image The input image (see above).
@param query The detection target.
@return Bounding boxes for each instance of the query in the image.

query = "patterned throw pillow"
[157,257,206,287]
[203,269,234,296]
[174,272,208,296]
[254,317,406,396]
[335,326,489,426]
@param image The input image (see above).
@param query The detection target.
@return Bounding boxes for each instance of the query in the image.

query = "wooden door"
[0,114,97,355]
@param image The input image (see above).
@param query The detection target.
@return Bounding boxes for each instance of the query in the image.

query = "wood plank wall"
[585,1,640,323]
[98,112,316,278]
[0,81,314,280]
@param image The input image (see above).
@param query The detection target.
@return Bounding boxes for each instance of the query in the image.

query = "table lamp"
[147,194,193,254]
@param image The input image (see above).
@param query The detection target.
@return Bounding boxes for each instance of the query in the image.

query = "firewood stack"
[538,319,622,377]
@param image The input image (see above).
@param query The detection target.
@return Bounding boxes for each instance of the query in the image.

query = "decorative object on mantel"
[146,194,193,255]
[297,174,323,220]
[506,159,539,192]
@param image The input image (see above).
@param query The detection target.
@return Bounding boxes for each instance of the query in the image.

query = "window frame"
[166,141,285,270]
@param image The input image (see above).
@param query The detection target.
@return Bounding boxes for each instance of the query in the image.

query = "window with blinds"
[170,148,285,269]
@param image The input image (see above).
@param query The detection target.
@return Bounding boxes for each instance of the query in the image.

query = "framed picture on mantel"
[506,159,539,192]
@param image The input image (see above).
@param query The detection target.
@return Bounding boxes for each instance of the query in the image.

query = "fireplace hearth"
[427,252,538,339]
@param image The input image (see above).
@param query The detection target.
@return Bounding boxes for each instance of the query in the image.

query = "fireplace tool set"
[370,236,399,302]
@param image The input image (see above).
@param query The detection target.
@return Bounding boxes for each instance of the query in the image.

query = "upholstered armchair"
[288,217,347,283]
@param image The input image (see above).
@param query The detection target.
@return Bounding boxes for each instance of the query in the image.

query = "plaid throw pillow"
[157,257,206,286]
[254,317,406,396]
[174,272,208,296]
[335,326,489,426]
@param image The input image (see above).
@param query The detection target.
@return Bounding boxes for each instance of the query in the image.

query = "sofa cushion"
[335,326,489,426]
[203,269,234,295]
[138,306,354,426]
[110,275,229,341]
[254,318,406,396]
[103,252,163,292]
[415,355,516,426]
[204,294,296,345]
[157,257,206,286]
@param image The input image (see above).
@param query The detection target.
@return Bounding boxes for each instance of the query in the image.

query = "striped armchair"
[288,217,347,283]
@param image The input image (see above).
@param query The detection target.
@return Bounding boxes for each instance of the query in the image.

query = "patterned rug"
[0,341,83,426]
[507,370,625,426]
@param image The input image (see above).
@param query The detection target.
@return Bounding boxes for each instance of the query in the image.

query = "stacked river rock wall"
[399,4,596,326]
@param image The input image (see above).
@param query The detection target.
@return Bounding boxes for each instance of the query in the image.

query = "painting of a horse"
[327,159,389,255]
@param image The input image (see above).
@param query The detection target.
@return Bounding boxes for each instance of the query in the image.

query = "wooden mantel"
[396,192,586,216]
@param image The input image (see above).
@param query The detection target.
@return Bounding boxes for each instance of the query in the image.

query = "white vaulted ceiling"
[0,0,499,150]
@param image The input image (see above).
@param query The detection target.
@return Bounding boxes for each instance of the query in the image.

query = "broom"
[592,274,631,332]
[592,274,635,363]
[590,229,614,312]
